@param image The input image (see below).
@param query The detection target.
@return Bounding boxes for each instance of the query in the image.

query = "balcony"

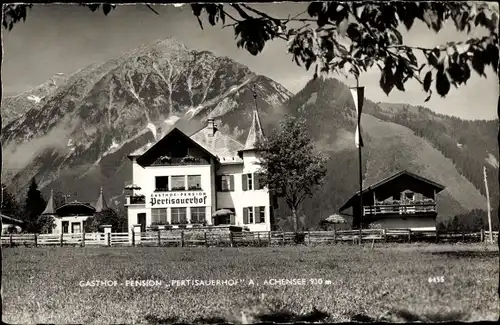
[363,202,436,216]
[151,156,208,166]
[125,195,146,206]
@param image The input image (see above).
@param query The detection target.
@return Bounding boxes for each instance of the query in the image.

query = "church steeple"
[94,187,108,213]
[238,85,265,157]
[42,189,56,215]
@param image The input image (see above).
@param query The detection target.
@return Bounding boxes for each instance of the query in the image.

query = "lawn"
[2,243,498,324]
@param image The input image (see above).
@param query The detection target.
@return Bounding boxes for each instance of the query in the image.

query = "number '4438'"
[428,276,445,283]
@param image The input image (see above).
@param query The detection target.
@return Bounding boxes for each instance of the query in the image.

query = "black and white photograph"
[1,2,499,323]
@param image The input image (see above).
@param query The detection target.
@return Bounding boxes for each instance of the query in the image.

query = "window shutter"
[230,214,235,225]
[243,207,248,224]
[229,175,235,191]
[254,173,260,190]
[242,174,248,191]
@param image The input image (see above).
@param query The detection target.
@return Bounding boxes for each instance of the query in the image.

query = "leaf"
[379,62,395,95]
[418,63,426,73]
[486,43,499,73]
[346,23,361,42]
[435,68,450,97]
[471,49,485,76]
[102,4,112,16]
[424,90,432,102]
[423,71,432,92]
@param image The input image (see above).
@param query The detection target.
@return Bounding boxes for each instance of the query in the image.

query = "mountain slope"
[1,40,493,231]
[1,73,68,125]
[363,101,499,209]
[276,78,489,228]
[1,38,292,204]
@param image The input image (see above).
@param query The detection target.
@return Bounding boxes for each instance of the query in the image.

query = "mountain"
[2,38,496,230]
[363,101,499,210]
[1,38,292,205]
[276,78,494,227]
[2,73,68,125]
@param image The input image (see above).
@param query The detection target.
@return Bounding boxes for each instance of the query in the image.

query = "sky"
[2,3,498,120]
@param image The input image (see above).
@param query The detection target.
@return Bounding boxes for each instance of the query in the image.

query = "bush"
[293,232,306,245]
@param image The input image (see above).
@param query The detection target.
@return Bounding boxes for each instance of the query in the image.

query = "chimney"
[207,118,217,136]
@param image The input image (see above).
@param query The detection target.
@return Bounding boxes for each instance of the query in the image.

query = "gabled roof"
[135,127,218,167]
[190,124,244,162]
[42,190,56,215]
[94,187,108,213]
[238,109,265,158]
[56,201,96,213]
[339,170,445,212]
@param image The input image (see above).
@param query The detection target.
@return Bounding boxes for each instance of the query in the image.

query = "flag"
[350,87,365,148]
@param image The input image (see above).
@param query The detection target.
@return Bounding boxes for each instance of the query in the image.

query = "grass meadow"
[2,243,499,324]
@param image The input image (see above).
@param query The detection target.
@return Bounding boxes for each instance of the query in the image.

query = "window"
[71,222,81,233]
[243,207,254,224]
[62,221,69,234]
[242,173,253,191]
[188,175,202,190]
[190,207,206,223]
[256,206,266,223]
[155,176,169,192]
[171,207,187,224]
[171,176,185,191]
[152,208,168,224]
[220,175,234,191]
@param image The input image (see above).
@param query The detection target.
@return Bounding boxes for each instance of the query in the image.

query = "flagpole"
[357,77,363,245]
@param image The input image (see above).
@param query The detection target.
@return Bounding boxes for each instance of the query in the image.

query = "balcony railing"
[125,195,146,205]
[151,157,208,166]
[363,202,436,215]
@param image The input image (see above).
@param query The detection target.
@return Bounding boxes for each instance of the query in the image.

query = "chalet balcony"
[151,156,208,166]
[125,195,146,206]
[363,202,437,216]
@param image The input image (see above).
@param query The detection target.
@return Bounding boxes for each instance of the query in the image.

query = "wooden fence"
[1,229,498,248]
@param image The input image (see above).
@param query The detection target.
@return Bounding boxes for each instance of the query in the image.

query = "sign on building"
[147,191,209,208]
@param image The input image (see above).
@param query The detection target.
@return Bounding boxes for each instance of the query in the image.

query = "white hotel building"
[125,109,275,232]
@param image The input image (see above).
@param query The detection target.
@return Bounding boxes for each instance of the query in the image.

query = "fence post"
[204,231,208,247]
[359,228,362,245]
[435,230,439,243]
[132,230,136,247]
[10,233,13,247]
[480,229,484,242]
[333,228,337,244]
[181,231,185,247]
[229,232,234,247]
[383,228,387,243]
[60,232,64,247]
[462,230,465,242]
[34,234,38,247]
[268,231,271,246]
[308,229,311,245]
[282,231,285,246]
[81,230,85,247]
[102,225,112,247]
[157,230,161,246]
[408,229,411,243]
[257,232,261,246]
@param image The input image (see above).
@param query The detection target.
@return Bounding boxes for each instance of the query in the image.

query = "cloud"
[2,118,80,177]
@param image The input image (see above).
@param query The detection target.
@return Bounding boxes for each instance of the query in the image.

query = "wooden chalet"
[339,170,445,231]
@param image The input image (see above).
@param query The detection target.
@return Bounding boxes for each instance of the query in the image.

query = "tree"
[191,2,498,101]
[23,178,47,233]
[3,3,497,100]
[256,115,328,232]
[84,208,125,233]
[34,215,55,234]
[1,183,21,219]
